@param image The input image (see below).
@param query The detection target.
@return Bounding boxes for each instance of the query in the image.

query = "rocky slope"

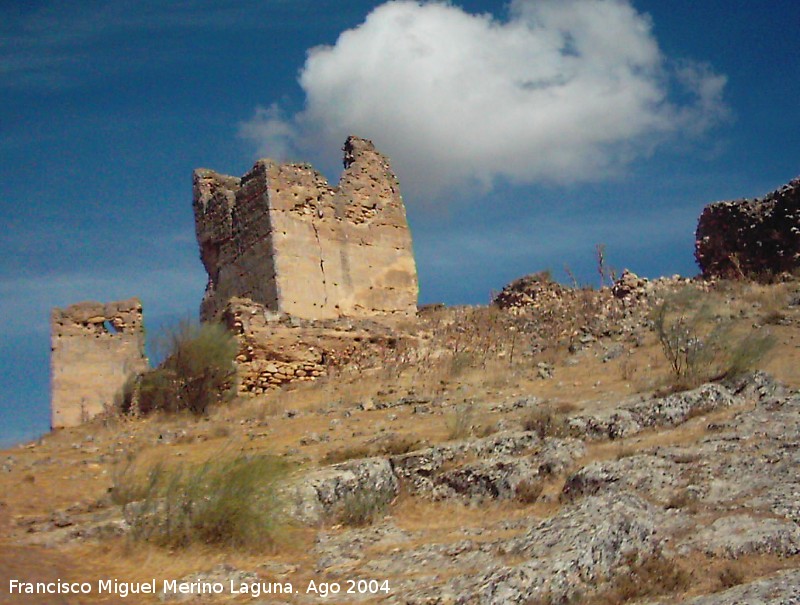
[3,278,800,605]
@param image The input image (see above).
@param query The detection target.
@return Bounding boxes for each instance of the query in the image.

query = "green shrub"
[335,487,395,527]
[652,289,723,384]
[652,289,775,389]
[121,453,287,550]
[723,330,777,378]
[118,321,238,416]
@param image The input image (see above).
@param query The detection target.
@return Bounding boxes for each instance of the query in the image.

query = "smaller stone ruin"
[50,298,147,428]
[695,176,800,279]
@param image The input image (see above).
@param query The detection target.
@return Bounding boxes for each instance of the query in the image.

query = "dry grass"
[652,286,778,392]
[321,434,423,465]
[522,403,575,439]
[119,452,289,551]
[514,478,544,504]
[665,488,702,513]
[333,487,396,527]
[594,552,691,604]
[447,403,476,440]
[319,443,372,465]
[1,278,798,604]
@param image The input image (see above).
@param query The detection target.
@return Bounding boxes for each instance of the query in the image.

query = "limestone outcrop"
[695,177,800,279]
[193,136,418,322]
[50,298,147,428]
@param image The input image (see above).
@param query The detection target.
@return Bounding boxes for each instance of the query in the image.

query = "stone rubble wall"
[221,297,408,395]
[50,298,148,428]
[695,176,800,279]
[194,136,418,322]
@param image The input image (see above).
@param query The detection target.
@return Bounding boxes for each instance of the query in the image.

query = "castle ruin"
[49,136,421,424]
[696,176,800,278]
[193,136,418,321]
[50,298,147,428]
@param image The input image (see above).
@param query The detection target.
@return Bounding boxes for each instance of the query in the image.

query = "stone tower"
[193,136,418,321]
[50,298,147,428]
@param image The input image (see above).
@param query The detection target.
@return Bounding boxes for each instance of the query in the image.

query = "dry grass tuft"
[333,487,395,527]
[116,452,289,551]
[514,478,544,504]
[447,403,476,440]
[522,404,572,439]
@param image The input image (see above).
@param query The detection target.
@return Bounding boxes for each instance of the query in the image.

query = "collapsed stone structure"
[50,298,147,428]
[696,176,800,279]
[193,136,418,322]
[222,297,408,394]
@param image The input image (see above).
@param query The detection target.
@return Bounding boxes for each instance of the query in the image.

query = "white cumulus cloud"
[240,0,728,197]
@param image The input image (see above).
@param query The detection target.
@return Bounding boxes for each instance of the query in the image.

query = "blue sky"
[1,0,798,447]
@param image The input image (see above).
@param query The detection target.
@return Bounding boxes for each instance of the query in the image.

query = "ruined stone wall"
[221,298,407,395]
[194,136,418,322]
[50,298,148,428]
[696,177,800,279]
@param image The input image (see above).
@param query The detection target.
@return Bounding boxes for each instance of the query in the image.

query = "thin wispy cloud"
[241,0,728,198]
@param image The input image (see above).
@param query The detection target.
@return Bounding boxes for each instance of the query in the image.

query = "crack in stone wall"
[310,220,328,307]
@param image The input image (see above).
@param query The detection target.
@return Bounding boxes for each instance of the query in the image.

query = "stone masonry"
[220,297,409,395]
[50,298,148,428]
[193,136,418,322]
[696,176,800,279]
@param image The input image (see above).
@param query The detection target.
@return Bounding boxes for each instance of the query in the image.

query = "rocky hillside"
[2,276,800,605]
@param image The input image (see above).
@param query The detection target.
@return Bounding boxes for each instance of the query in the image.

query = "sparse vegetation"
[619,357,638,381]
[447,403,476,440]
[118,320,238,416]
[334,487,395,527]
[321,444,374,465]
[652,288,776,390]
[524,552,691,605]
[321,435,423,465]
[724,330,777,378]
[514,478,544,504]
[717,562,746,589]
[652,288,724,386]
[595,243,617,288]
[664,488,700,512]
[522,403,572,439]
[110,455,158,506]
[118,453,288,550]
[596,552,691,603]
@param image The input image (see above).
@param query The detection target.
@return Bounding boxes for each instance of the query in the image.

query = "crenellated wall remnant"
[193,135,418,322]
[695,177,800,279]
[50,298,148,428]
